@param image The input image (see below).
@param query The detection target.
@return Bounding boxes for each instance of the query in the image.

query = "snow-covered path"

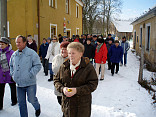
[1,50,156,117]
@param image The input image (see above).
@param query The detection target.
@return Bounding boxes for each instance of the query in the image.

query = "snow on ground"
[1,49,156,117]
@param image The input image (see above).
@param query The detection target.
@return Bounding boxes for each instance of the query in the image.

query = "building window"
[146,23,151,51]
[50,24,57,38]
[66,29,71,38]
[139,26,142,47]
[66,0,69,14]
[76,4,79,18]
[49,0,57,8]
[76,28,79,35]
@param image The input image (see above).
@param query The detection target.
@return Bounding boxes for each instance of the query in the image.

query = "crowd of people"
[0,33,130,117]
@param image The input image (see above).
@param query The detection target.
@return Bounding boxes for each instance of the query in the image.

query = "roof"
[113,21,133,33]
[131,5,156,25]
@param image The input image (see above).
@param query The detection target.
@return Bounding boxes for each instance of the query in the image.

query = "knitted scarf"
[96,43,103,53]
[51,42,57,56]
[0,48,9,72]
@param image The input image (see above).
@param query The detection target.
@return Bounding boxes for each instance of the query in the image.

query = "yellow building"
[131,6,156,70]
[7,0,83,50]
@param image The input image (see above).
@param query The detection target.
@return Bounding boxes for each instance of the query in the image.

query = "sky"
[119,0,156,20]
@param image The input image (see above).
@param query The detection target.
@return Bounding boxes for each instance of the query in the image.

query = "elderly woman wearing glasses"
[45,36,60,81]
[54,42,98,117]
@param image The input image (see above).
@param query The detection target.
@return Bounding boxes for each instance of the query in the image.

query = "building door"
[51,28,56,38]
[67,31,70,38]
[50,24,57,38]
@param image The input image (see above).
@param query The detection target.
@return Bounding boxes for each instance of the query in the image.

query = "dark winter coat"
[39,43,49,58]
[0,46,14,83]
[83,44,95,60]
[59,37,63,43]
[109,45,123,63]
[54,57,98,117]
[106,43,114,60]
[79,38,87,45]
[91,40,98,49]
[94,43,107,64]
[27,41,37,52]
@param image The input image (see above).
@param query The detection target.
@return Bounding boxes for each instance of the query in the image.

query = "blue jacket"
[109,45,123,63]
[10,47,41,87]
[120,41,130,54]
[39,43,49,58]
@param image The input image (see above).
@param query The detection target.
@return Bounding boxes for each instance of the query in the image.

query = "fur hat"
[0,37,10,44]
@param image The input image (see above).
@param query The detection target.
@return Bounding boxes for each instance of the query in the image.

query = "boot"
[48,75,53,81]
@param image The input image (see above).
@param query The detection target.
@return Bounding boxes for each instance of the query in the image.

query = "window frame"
[145,23,151,52]
[66,0,70,14]
[139,25,143,48]
[76,3,79,18]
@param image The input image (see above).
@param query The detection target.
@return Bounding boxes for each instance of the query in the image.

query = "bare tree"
[98,0,122,35]
[82,0,99,34]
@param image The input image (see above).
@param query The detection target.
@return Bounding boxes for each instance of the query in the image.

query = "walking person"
[94,38,107,80]
[120,36,130,66]
[83,38,95,64]
[45,36,60,81]
[10,35,41,117]
[39,38,49,76]
[109,40,123,76]
[0,37,17,110]
[26,35,37,52]
[106,39,114,70]
[52,42,69,105]
[54,42,98,117]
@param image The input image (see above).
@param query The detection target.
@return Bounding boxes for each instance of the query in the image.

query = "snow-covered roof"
[113,21,133,33]
[131,5,156,25]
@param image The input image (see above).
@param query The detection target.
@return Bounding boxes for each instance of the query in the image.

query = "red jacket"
[95,43,107,64]
[74,39,79,42]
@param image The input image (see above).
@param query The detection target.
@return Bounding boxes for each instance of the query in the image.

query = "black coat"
[83,44,95,60]
[27,41,37,52]
[106,43,114,60]
[79,38,87,45]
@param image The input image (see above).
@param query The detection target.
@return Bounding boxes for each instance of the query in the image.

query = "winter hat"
[97,39,104,43]
[47,37,51,40]
[108,34,111,36]
[93,35,97,38]
[0,37,10,44]
[114,40,119,43]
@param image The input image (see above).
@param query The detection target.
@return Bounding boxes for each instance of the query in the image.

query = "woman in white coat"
[45,36,60,81]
